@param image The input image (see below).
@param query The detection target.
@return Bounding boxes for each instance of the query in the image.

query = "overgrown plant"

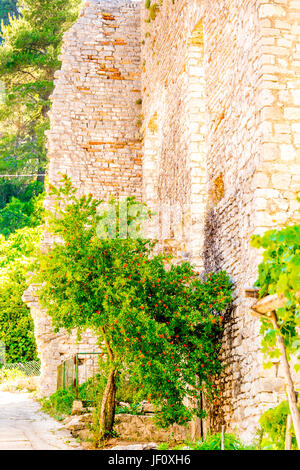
[40,376,103,420]
[251,205,300,447]
[258,401,300,450]
[0,224,42,362]
[33,176,233,445]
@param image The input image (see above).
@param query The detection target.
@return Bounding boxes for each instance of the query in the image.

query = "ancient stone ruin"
[24,0,300,442]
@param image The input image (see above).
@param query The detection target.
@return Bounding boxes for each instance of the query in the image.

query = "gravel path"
[0,391,82,450]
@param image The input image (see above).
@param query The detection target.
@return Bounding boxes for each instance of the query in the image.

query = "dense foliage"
[33,176,233,439]
[0,188,43,237]
[41,373,148,421]
[158,433,255,450]
[0,0,82,178]
[0,0,82,234]
[0,224,42,362]
[0,178,42,210]
[40,379,99,420]
[259,401,300,450]
[0,0,82,362]
[0,0,18,38]
[251,214,300,370]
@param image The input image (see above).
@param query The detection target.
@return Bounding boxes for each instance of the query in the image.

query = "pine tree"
[0,0,81,180]
[0,0,18,38]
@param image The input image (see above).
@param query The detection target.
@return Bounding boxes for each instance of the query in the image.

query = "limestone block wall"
[24,0,300,440]
[141,0,300,442]
[256,0,300,230]
[24,0,142,397]
[23,286,99,397]
[141,2,208,268]
[47,0,142,199]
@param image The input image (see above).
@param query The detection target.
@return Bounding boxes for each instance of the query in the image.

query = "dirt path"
[0,391,82,450]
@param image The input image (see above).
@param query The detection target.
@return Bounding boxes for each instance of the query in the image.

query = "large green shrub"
[33,176,233,443]
[0,191,44,237]
[0,224,42,362]
[40,387,77,420]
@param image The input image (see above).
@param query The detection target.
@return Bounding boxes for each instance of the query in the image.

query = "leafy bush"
[41,388,76,420]
[0,225,42,362]
[0,193,44,237]
[34,176,233,442]
[259,401,300,450]
[41,376,101,419]
[0,277,37,362]
[0,179,43,211]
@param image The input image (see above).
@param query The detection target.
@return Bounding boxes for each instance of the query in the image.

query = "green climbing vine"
[251,208,300,370]
[259,401,300,450]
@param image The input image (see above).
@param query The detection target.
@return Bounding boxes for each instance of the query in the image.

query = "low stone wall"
[66,412,189,443]
[114,414,189,443]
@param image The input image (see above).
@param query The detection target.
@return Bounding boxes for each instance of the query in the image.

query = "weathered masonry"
[24,0,300,442]
[24,0,142,398]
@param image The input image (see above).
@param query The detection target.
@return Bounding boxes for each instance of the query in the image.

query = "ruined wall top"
[46,0,142,199]
[86,0,141,7]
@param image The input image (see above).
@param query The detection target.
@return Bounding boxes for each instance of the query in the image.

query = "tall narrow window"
[143,111,160,240]
[187,20,207,270]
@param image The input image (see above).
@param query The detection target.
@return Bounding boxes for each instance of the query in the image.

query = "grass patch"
[158,433,256,450]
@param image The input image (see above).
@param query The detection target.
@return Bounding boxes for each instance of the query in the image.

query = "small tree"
[251,213,300,448]
[33,176,233,443]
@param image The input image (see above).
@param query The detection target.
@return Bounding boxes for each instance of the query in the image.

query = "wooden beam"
[244,287,260,299]
[252,293,287,315]
[245,287,300,448]
[250,291,300,316]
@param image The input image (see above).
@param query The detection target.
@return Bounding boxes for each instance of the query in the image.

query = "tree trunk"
[96,327,117,443]
[98,367,116,439]
[285,414,292,450]
[270,311,300,449]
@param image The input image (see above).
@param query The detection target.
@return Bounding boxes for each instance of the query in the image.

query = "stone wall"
[66,412,190,443]
[141,0,300,442]
[23,286,99,397]
[24,0,142,397]
[47,0,142,199]
[24,0,300,443]
[256,0,300,231]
